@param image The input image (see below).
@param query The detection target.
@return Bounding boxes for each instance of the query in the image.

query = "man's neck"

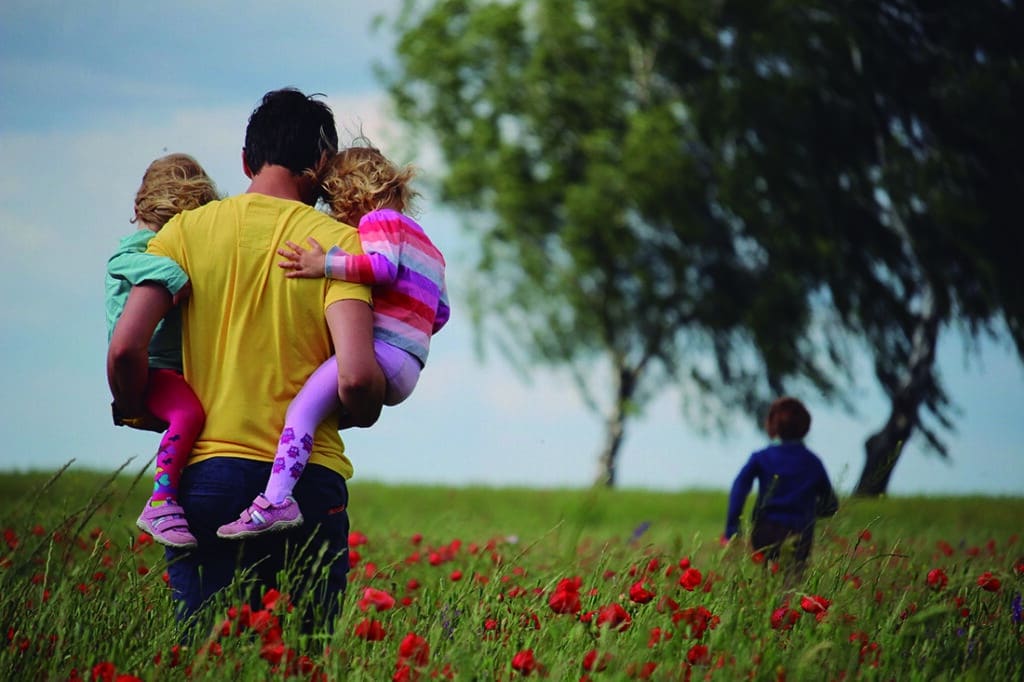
[245,165,313,204]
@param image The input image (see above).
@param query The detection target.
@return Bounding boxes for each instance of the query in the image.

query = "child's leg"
[263,357,342,504]
[145,369,205,505]
[137,368,204,548]
[375,342,423,406]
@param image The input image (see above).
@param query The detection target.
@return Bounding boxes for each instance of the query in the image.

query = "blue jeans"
[166,458,350,634]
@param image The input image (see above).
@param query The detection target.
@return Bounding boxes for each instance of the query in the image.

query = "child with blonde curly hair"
[106,153,219,548]
[217,143,450,538]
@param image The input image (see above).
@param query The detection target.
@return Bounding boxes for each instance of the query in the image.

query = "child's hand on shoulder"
[278,237,327,278]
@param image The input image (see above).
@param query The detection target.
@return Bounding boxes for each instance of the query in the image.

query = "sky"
[1,2,1022,498]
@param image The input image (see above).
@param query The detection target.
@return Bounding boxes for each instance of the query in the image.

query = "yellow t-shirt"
[147,193,371,478]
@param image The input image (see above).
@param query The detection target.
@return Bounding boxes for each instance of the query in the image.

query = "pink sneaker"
[216,494,303,539]
[137,501,197,549]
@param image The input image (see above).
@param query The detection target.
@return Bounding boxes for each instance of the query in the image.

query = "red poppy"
[259,640,286,665]
[549,577,582,614]
[976,571,1001,592]
[687,644,711,665]
[800,595,831,614]
[397,632,430,667]
[91,661,116,682]
[248,608,279,636]
[629,580,656,604]
[647,626,670,647]
[674,605,720,639]
[349,530,368,546]
[595,603,632,631]
[656,595,679,613]
[511,649,537,676]
[926,568,948,590]
[582,649,612,671]
[770,606,801,631]
[354,618,387,641]
[678,567,703,591]
[482,618,500,640]
[392,663,417,682]
[359,587,397,612]
[626,661,658,679]
[262,588,291,612]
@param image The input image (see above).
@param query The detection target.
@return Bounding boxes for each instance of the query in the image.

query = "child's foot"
[216,494,303,539]
[136,500,197,549]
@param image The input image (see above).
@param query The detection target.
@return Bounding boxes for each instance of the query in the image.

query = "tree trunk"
[854,293,940,496]
[594,364,637,488]
[594,401,627,488]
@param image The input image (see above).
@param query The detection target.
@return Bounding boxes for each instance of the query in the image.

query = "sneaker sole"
[136,518,198,550]
[215,516,305,540]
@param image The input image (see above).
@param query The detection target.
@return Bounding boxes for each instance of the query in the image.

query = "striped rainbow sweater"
[325,208,449,366]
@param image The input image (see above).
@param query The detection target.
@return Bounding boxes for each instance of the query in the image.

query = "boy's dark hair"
[243,88,338,176]
[765,397,811,441]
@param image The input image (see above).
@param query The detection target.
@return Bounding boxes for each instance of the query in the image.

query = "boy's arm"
[816,468,840,517]
[724,457,758,539]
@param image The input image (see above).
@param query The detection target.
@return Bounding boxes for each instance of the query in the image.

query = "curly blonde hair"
[133,153,219,229]
[320,144,418,225]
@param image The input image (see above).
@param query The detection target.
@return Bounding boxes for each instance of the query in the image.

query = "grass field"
[1,463,1021,680]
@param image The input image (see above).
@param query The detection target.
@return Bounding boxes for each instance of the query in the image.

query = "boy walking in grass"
[723,396,839,578]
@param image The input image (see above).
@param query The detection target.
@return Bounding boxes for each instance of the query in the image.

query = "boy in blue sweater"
[723,397,839,576]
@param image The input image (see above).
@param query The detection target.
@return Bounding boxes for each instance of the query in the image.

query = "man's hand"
[111,402,168,433]
[278,237,328,278]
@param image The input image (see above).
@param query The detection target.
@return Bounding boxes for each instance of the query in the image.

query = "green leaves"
[382,0,1024,486]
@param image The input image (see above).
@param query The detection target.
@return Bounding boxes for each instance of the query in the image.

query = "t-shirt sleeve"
[107,249,188,296]
[146,217,186,278]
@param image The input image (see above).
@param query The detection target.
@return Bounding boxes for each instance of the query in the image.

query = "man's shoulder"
[295,206,360,243]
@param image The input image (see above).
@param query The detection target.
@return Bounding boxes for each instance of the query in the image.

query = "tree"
[644,0,1024,494]
[383,0,842,486]
[848,0,1024,494]
[382,0,1024,491]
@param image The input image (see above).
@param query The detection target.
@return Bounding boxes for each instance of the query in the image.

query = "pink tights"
[263,358,341,504]
[145,368,205,504]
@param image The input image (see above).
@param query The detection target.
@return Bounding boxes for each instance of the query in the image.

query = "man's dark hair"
[243,88,338,176]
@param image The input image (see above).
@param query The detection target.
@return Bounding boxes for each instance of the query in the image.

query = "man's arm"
[325,299,384,428]
[107,283,172,418]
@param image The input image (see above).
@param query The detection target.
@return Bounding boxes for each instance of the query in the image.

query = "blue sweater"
[724,441,838,538]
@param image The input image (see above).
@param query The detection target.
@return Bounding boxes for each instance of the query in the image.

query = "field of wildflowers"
[1,465,1021,680]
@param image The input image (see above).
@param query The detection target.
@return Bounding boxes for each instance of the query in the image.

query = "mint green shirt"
[105,229,189,371]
